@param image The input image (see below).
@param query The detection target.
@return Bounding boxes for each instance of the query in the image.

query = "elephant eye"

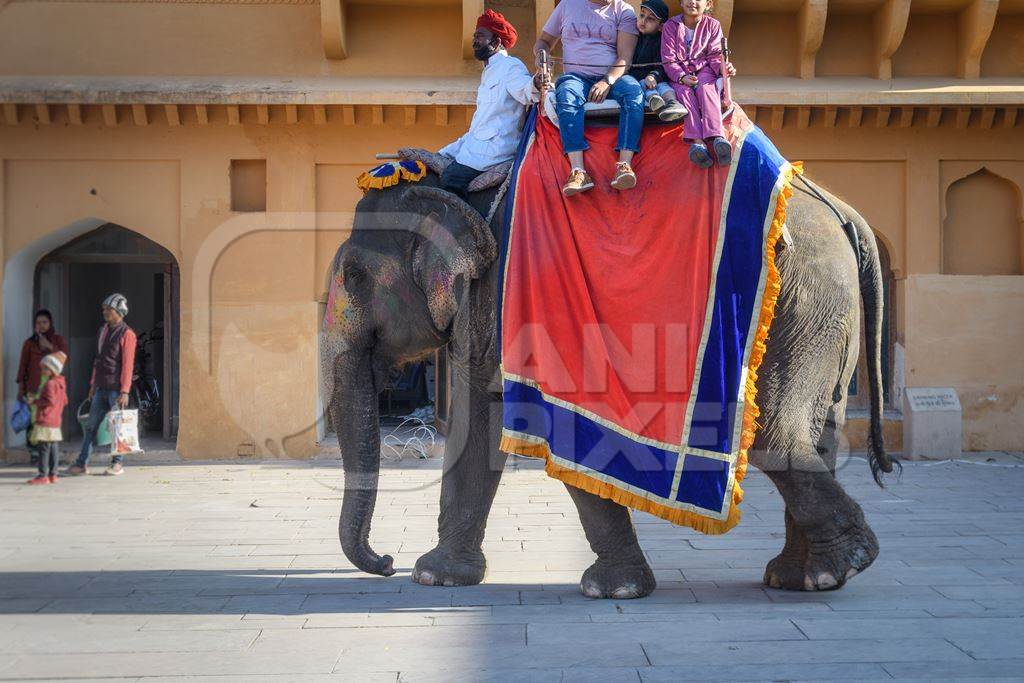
[343,263,365,286]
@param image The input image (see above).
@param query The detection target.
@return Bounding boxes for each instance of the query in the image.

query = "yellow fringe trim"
[735,160,803,499]
[356,160,427,193]
[401,160,428,182]
[500,435,745,535]
[500,161,803,535]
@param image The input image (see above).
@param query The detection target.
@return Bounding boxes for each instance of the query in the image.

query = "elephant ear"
[404,186,497,331]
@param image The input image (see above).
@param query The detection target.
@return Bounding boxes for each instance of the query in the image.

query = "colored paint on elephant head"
[324,273,346,327]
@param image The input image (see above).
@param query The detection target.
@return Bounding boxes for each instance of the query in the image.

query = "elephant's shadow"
[0,567,846,618]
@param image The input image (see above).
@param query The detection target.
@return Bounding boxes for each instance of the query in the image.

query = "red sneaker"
[27,475,50,485]
[48,475,59,484]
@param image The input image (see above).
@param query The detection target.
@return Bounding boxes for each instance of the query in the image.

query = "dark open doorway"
[33,224,180,441]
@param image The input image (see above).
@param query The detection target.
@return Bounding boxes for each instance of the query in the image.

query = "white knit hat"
[41,351,66,375]
[102,293,129,317]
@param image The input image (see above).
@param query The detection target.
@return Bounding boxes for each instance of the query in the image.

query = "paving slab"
[638,661,891,682]
[1,455,1022,680]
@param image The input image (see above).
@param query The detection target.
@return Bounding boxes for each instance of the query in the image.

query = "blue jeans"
[644,81,675,104]
[441,160,483,197]
[77,389,122,466]
[37,442,60,477]
[555,73,644,154]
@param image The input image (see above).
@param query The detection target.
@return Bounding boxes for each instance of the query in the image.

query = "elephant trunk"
[333,350,395,577]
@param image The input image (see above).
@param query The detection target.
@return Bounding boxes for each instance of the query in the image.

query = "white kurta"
[439,50,538,172]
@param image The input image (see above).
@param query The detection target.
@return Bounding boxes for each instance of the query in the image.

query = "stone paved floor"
[1,451,1023,682]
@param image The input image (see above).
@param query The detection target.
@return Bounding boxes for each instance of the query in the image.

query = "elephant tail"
[856,216,900,486]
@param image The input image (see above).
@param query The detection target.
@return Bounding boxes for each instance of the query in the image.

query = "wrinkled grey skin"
[322,173,895,597]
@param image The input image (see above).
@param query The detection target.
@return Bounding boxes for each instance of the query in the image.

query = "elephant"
[321,169,897,598]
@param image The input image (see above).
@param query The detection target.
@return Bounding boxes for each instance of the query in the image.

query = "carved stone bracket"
[536,0,555,47]
[873,0,911,80]
[957,0,999,79]
[796,0,827,79]
[715,0,735,36]
[321,0,346,60]
[463,0,485,59]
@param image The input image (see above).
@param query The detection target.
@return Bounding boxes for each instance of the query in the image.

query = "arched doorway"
[34,224,180,441]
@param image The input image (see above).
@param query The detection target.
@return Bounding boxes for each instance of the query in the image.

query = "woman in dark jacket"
[16,310,68,463]
[17,310,68,398]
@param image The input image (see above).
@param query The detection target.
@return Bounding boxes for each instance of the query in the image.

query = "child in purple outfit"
[661,0,731,167]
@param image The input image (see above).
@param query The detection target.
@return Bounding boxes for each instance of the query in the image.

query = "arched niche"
[942,168,1023,276]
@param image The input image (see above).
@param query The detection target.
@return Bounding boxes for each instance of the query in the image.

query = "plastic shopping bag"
[107,409,142,455]
[11,399,31,434]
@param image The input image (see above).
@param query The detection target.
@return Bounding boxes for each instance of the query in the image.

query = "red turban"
[477,9,518,50]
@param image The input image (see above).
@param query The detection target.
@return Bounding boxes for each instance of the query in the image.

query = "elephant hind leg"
[765,468,879,591]
[564,485,656,599]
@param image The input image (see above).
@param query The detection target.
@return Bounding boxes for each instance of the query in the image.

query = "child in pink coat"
[26,352,68,485]
[661,0,730,167]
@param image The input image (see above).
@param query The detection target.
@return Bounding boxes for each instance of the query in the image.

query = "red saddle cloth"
[498,107,801,534]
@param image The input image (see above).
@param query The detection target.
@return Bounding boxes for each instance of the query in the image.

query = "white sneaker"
[104,463,124,476]
[647,93,666,112]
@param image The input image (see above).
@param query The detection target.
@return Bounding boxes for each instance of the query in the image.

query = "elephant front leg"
[412,375,506,587]
[765,468,879,591]
[565,485,656,599]
[763,508,810,589]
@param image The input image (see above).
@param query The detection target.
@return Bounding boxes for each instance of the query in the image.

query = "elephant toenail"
[611,584,640,600]
[816,572,838,589]
[845,567,859,580]
[417,570,434,585]
[769,574,782,589]
[803,575,816,591]
[443,578,455,587]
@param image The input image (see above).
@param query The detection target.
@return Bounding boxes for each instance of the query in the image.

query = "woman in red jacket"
[27,352,68,485]
[17,310,68,399]
[17,310,68,465]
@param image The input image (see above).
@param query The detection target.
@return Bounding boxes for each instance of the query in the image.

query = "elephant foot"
[764,524,879,591]
[412,546,486,587]
[802,524,879,591]
[763,550,808,590]
[579,558,656,599]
